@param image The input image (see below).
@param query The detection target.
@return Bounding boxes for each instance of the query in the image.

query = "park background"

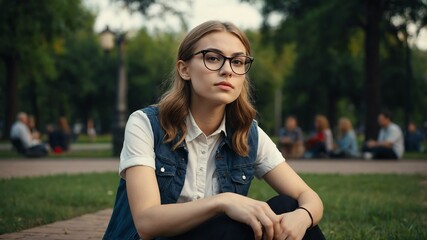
[1,0,427,142]
[0,0,427,239]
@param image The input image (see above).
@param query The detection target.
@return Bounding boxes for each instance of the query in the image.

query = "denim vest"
[103,106,258,240]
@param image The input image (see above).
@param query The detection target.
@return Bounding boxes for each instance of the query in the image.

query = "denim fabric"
[103,106,258,240]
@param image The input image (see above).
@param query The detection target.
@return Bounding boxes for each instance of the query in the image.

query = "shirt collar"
[185,110,227,142]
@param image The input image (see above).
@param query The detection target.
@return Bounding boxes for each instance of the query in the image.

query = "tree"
[0,0,87,139]
[255,0,427,138]
[114,0,191,30]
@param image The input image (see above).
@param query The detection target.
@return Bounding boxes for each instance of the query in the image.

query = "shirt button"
[160,167,165,173]
[201,150,206,154]
[242,175,246,180]
[199,167,203,171]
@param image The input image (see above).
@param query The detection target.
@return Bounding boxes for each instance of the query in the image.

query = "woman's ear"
[177,60,191,80]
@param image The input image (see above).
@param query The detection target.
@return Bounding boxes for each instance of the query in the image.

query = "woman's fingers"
[255,212,274,240]
[222,194,283,239]
[248,217,263,240]
[254,202,284,240]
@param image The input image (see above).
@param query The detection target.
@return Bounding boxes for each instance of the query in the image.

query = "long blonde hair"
[315,115,330,132]
[338,117,353,134]
[158,21,256,156]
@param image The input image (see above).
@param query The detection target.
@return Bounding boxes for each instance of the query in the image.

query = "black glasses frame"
[190,50,254,75]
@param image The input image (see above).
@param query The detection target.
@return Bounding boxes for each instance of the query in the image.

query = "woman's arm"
[263,162,323,239]
[127,165,281,240]
[126,165,222,239]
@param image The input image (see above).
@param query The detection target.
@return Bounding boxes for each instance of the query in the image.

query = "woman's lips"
[214,81,234,90]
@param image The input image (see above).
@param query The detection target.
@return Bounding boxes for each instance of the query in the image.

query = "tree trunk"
[363,0,382,141]
[404,35,413,126]
[3,55,19,140]
[29,77,40,130]
[327,92,337,133]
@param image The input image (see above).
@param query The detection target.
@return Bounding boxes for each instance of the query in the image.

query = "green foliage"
[255,0,427,132]
[0,0,94,137]
[126,30,179,112]
[1,0,427,139]
[247,31,297,132]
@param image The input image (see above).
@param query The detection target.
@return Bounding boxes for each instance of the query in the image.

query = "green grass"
[74,134,112,143]
[249,174,427,240]
[0,173,119,234]
[0,173,426,239]
[404,151,427,160]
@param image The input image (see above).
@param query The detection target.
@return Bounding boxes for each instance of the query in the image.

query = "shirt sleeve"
[296,128,304,142]
[119,110,156,179]
[255,126,285,178]
[384,125,402,143]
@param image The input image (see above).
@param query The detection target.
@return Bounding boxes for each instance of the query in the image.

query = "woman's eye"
[205,53,222,63]
[231,58,244,66]
[206,56,220,62]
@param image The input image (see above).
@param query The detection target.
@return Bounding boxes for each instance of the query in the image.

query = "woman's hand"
[219,192,281,240]
[276,209,312,240]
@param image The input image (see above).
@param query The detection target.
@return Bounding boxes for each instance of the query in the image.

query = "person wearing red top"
[305,115,333,158]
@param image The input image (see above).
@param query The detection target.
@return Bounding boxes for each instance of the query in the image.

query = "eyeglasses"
[189,50,254,75]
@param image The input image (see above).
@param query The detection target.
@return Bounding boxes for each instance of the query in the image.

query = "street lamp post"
[99,26,128,156]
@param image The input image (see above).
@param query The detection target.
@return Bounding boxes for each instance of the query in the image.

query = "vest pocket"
[155,155,177,192]
[230,164,255,194]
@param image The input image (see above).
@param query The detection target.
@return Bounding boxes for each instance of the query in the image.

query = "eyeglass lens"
[203,51,252,75]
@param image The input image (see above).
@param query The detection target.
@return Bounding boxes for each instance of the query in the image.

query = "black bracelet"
[297,206,314,229]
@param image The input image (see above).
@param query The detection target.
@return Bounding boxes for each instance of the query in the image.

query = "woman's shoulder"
[140,105,159,116]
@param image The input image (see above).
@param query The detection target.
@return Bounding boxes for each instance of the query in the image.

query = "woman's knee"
[267,195,299,214]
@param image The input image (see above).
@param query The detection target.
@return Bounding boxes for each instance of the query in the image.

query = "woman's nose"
[219,59,233,77]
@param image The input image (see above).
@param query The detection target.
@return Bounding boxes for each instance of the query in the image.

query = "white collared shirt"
[120,110,285,203]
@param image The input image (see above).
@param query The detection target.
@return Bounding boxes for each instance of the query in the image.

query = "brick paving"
[0,159,118,179]
[0,209,112,240]
[0,158,426,239]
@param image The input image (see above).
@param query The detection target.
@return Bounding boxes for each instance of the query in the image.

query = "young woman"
[330,117,359,158]
[104,21,324,240]
[305,115,333,158]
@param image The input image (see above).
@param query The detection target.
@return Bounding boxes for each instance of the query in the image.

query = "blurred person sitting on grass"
[10,112,48,158]
[27,115,41,143]
[363,110,404,160]
[330,117,359,158]
[279,116,305,159]
[104,21,324,240]
[48,116,72,154]
[404,122,424,152]
[305,115,333,158]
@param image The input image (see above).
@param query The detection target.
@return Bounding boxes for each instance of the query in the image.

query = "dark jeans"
[307,142,328,158]
[157,195,325,240]
[363,145,397,159]
[11,138,48,158]
[49,131,70,151]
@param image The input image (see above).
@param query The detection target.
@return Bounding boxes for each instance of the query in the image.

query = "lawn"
[1,173,426,238]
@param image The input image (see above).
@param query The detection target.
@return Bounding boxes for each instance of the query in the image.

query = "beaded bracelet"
[297,206,314,229]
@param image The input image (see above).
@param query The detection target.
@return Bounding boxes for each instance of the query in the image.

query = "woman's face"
[179,31,247,106]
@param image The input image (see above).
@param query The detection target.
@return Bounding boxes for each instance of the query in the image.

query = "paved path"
[0,209,112,240]
[1,158,426,179]
[0,159,118,179]
[0,158,426,239]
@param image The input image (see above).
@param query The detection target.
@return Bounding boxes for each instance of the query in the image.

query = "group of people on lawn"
[279,110,424,160]
[9,112,72,157]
